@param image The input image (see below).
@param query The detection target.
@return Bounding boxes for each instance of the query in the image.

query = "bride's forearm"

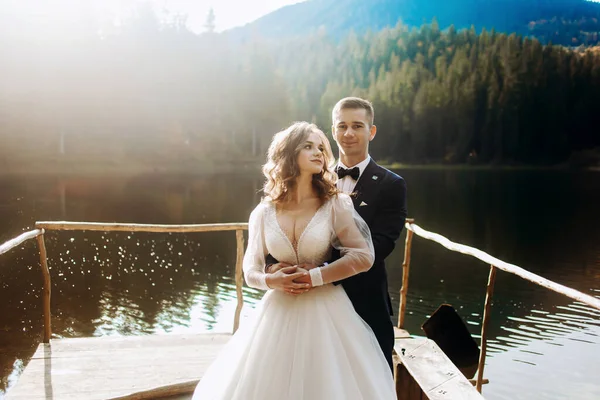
[244,270,270,290]
[312,253,373,286]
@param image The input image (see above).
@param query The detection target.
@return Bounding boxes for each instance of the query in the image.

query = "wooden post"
[36,230,52,343]
[233,230,245,333]
[476,265,497,393]
[398,221,415,329]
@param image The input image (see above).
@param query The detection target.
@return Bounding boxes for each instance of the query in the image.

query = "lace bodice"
[264,201,332,266]
[243,193,375,290]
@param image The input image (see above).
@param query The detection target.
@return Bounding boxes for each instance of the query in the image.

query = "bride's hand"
[265,267,310,293]
[287,267,313,296]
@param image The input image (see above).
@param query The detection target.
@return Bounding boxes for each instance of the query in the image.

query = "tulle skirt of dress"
[192,284,396,400]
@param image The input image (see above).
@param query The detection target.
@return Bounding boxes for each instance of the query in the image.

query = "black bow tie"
[336,166,360,180]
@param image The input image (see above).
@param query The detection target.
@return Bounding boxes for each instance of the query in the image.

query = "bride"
[192,122,396,399]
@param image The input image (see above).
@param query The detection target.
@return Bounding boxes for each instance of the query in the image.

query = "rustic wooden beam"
[36,231,52,343]
[233,229,245,333]
[0,229,42,256]
[35,221,248,233]
[405,222,600,311]
[476,265,497,393]
[398,224,414,329]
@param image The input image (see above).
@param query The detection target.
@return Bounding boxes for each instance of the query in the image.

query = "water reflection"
[484,303,600,400]
[0,170,598,399]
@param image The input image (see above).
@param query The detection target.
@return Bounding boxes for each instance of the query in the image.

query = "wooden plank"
[395,363,424,400]
[394,338,484,400]
[6,333,231,400]
[429,375,484,400]
[36,221,248,233]
[394,327,411,338]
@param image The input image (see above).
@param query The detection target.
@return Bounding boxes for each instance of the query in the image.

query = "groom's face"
[332,108,376,160]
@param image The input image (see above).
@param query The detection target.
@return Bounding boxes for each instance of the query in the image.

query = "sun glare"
[0,0,121,39]
[0,0,306,36]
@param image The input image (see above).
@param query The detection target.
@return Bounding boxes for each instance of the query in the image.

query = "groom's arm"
[371,176,407,263]
[264,254,296,274]
[265,254,278,272]
[264,254,284,273]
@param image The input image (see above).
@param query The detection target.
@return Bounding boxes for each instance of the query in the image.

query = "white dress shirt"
[336,156,371,194]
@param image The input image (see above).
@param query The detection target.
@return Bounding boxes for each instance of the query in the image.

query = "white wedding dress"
[192,194,396,399]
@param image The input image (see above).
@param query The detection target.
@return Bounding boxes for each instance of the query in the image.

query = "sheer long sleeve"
[318,194,374,285]
[243,203,270,290]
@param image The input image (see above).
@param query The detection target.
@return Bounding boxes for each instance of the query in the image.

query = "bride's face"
[297,132,325,176]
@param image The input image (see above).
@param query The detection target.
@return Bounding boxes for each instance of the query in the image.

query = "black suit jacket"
[332,159,407,316]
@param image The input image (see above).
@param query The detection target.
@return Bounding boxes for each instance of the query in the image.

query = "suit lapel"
[351,159,383,210]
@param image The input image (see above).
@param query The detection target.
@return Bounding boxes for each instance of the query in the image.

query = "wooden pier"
[5,327,483,400]
[2,219,599,399]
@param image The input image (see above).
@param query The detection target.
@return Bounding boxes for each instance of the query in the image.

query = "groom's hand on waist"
[265,261,292,274]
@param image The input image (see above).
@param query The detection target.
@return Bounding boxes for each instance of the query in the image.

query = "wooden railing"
[0,229,42,256]
[0,221,248,343]
[3,218,600,396]
[397,218,600,393]
[0,228,51,342]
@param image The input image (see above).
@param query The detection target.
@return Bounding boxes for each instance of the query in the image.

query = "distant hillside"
[229,0,600,46]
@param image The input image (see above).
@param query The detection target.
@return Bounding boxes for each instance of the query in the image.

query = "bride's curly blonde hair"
[262,122,338,204]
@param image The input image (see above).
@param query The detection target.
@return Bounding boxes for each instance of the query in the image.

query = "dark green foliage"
[269,21,600,165]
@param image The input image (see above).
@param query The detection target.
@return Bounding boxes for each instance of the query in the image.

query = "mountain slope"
[229,0,600,45]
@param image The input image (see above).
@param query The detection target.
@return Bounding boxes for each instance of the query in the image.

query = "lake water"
[0,169,599,399]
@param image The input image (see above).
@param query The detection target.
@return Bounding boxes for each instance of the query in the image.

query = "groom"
[267,97,407,371]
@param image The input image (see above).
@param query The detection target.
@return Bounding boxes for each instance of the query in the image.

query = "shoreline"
[0,161,597,177]
[382,163,600,171]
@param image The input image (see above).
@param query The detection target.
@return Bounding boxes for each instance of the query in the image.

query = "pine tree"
[204,8,216,33]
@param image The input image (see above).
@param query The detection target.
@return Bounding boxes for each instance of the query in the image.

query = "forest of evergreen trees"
[276,21,600,165]
[1,5,599,170]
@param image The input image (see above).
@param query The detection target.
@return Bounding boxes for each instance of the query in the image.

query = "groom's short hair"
[332,97,375,127]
